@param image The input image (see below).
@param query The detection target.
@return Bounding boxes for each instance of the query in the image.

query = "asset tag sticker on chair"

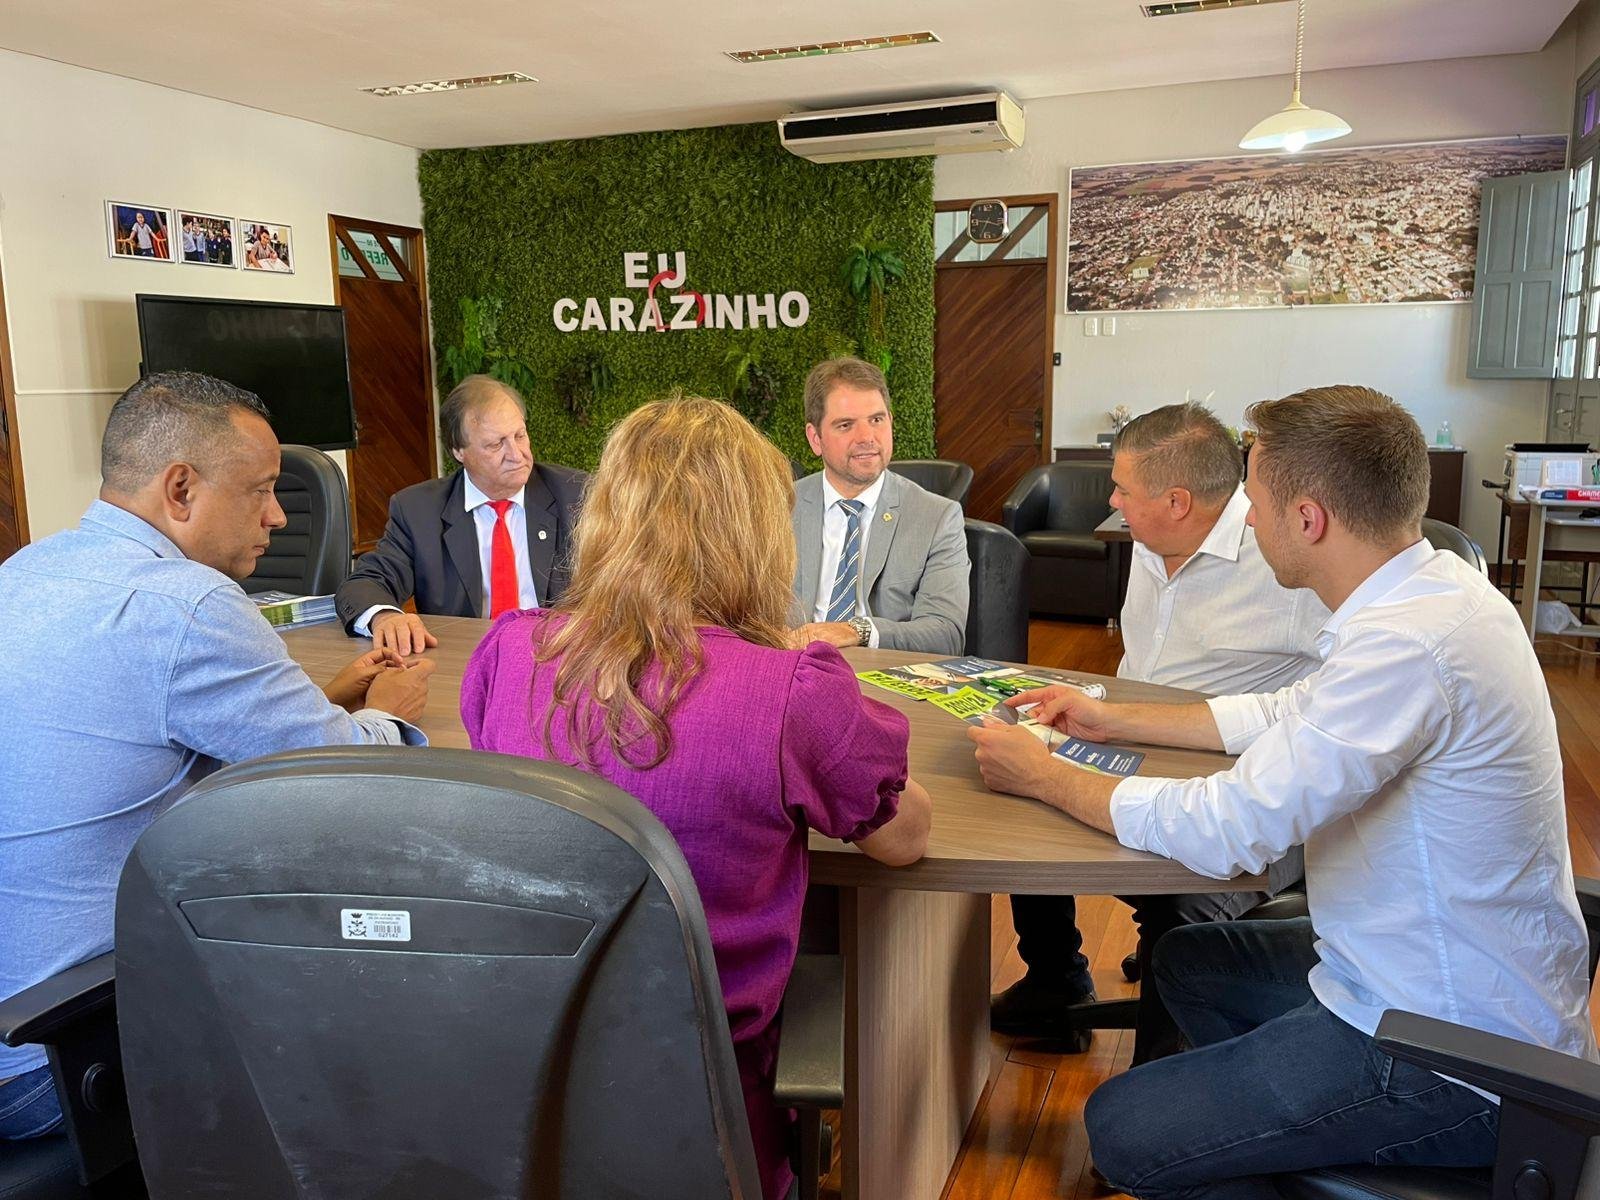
[341,908,412,942]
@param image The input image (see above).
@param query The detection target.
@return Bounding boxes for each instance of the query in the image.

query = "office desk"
[1516,497,1600,642]
[283,617,1249,1200]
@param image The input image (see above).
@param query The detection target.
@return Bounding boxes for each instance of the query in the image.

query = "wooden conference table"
[283,616,1253,1200]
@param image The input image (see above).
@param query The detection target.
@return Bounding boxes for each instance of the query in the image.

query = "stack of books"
[252,591,337,630]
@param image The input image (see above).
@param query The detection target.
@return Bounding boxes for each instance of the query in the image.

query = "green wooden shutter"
[1468,170,1569,379]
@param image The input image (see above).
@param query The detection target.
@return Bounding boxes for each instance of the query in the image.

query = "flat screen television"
[135,294,357,450]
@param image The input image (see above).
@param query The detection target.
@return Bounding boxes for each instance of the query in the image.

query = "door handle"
[1033,407,1043,447]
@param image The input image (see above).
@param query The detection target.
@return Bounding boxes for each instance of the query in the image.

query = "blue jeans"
[1085,918,1497,1200]
[0,1064,64,1139]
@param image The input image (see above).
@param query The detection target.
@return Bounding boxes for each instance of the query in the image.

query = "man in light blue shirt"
[970,386,1594,1192]
[0,372,435,1139]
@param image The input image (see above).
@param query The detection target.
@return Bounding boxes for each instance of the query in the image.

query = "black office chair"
[964,519,1029,662]
[1277,878,1600,1200]
[890,459,975,509]
[242,444,352,596]
[1002,462,1116,621]
[1,749,843,1200]
[1421,517,1489,577]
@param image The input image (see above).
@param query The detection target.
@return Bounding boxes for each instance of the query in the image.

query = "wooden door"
[330,216,434,554]
[0,262,29,563]
[933,195,1057,524]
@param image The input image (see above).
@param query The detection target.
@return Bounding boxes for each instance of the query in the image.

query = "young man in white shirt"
[996,404,1326,1059]
[970,385,1594,1189]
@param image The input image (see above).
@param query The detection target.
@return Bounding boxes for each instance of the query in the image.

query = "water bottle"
[1435,420,1452,448]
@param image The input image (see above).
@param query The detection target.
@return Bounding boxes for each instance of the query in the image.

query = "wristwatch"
[848,616,873,647]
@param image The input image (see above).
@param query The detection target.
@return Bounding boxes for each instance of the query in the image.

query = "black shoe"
[990,976,1097,1046]
[1121,951,1140,982]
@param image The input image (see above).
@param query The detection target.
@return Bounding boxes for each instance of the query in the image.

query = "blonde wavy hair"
[535,394,797,768]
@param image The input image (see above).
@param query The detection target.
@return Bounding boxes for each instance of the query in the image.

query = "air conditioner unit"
[777,92,1024,163]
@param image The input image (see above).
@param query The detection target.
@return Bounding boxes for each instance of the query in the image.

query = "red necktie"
[487,499,519,618]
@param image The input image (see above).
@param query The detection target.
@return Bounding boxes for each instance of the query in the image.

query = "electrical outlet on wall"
[1083,317,1099,337]
[1103,317,1117,336]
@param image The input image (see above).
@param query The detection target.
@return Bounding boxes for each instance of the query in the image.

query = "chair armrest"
[1002,469,1049,536]
[774,954,843,1110]
[1574,876,1600,926]
[1376,1010,1600,1128]
[0,953,115,1048]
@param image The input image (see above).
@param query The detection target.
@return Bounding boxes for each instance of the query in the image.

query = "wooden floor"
[828,614,1600,1200]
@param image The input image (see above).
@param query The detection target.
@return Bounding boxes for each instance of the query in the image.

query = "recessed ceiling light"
[725,32,940,64]
[1142,0,1292,15]
[361,72,537,98]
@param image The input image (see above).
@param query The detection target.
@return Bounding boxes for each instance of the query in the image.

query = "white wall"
[0,49,423,539]
[935,46,1576,554]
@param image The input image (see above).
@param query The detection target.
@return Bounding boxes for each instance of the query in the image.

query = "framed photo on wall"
[106,201,176,263]
[1065,135,1568,312]
[177,211,236,268]
[241,220,294,273]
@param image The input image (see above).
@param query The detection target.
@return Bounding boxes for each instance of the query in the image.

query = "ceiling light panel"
[1142,0,1293,16]
[725,32,940,64]
[362,72,537,98]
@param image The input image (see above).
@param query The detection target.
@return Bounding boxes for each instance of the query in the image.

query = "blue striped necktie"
[825,498,865,623]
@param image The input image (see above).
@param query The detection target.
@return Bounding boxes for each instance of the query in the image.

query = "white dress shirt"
[812,473,886,648]
[1118,487,1327,696]
[354,475,539,635]
[1110,541,1597,1064]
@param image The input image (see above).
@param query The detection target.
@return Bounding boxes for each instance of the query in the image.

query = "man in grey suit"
[791,357,968,655]
[336,376,587,654]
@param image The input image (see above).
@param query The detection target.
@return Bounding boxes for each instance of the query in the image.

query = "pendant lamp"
[1239,0,1351,154]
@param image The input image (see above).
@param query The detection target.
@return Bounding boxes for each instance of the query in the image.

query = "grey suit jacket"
[792,470,969,656]
[335,463,587,632]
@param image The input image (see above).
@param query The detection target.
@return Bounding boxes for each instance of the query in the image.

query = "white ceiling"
[0,0,1579,149]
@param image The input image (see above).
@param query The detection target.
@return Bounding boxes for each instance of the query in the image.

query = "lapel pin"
[538,529,548,540]
[883,512,893,523]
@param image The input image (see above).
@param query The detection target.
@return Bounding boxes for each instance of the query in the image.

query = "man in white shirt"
[335,377,587,654]
[789,357,968,655]
[970,386,1594,1189]
[997,404,1326,1057]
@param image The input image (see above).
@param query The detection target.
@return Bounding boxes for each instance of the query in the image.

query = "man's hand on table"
[968,715,1122,834]
[790,621,859,649]
[1004,685,1119,741]
[365,657,437,724]
[323,648,404,713]
[370,611,438,657]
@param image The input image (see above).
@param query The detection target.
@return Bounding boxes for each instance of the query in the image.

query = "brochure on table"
[857,656,1146,777]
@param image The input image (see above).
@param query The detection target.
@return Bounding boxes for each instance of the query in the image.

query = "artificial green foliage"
[839,237,908,374]
[554,352,615,425]
[418,123,934,470]
[438,296,539,399]
[722,338,781,432]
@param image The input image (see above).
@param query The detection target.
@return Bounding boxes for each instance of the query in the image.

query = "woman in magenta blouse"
[461,395,932,1200]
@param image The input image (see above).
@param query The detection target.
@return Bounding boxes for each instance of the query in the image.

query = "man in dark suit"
[336,376,587,653]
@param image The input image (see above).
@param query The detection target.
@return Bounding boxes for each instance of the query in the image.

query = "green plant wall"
[418,123,934,471]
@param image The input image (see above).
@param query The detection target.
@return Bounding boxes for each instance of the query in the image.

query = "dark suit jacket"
[335,464,588,632]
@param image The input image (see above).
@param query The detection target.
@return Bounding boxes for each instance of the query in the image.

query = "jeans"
[1084,919,1497,1200]
[0,1064,64,1139]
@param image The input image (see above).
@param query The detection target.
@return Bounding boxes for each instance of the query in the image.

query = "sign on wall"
[1067,136,1568,312]
[553,252,810,332]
